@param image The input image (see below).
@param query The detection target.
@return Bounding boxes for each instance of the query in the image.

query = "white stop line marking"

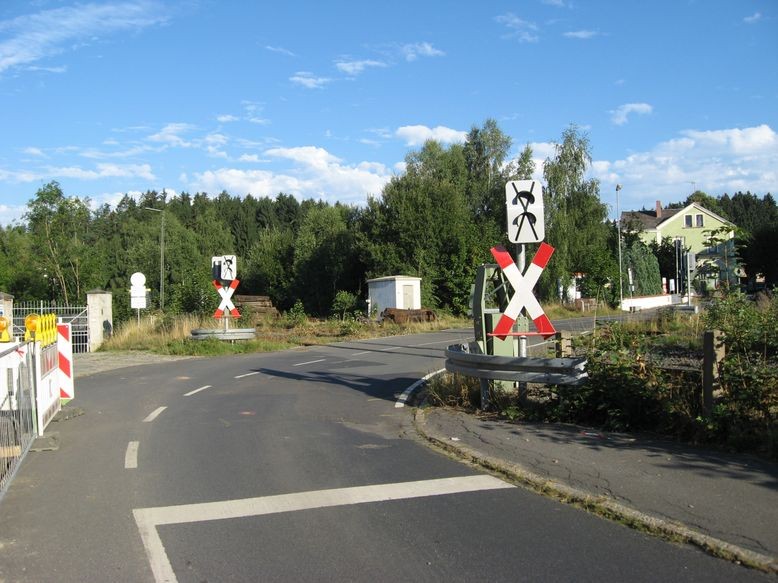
[134,475,512,583]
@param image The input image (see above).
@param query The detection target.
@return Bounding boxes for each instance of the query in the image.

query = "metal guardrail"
[445,343,588,386]
[191,328,256,341]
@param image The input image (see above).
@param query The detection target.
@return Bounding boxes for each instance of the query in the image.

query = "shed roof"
[366,275,421,283]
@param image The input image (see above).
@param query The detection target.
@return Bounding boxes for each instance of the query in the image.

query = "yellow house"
[623,201,738,289]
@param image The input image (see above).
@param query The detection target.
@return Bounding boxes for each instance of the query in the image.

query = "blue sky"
[1,0,776,226]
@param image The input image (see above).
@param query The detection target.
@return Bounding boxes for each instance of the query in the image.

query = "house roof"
[621,207,681,230]
[366,275,421,284]
[621,202,734,231]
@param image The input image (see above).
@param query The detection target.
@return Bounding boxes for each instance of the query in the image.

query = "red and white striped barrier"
[490,243,556,340]
[57,322,75,403]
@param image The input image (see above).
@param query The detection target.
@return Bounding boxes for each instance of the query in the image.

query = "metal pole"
[518,335,528,403]
[160,212,165,312]
[616,184,624,310]
[687,252,693,307]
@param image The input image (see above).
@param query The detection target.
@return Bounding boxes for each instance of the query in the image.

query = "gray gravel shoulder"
[73,351,198,378]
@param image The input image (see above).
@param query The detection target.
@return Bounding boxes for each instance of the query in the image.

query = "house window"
[696,214,704,227]
[684,214,692,228]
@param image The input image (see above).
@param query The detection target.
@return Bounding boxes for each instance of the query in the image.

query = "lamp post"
[143,207,165,311]
[616,184,624,310]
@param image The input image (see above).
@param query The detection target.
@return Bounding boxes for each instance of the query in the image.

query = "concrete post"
[87,290,113,352]
[702,330,725,417]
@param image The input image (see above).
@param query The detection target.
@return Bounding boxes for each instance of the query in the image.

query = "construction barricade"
[0,342,36,498]
[0,313,77,499]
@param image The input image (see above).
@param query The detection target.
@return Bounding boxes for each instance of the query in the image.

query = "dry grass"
[101,311,474,355]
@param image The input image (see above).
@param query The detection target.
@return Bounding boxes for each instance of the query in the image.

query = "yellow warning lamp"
[24,313,40,342]
[0,315,10,342]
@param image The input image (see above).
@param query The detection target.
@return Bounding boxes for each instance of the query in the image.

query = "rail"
[444,343,588,386]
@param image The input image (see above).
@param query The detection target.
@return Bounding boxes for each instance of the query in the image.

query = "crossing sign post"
[211,255,241,328]
[490,242,557,339]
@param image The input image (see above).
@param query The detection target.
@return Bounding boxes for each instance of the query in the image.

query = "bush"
[427,294,777,458]
[331,290,360,319]
[283,300,308,329]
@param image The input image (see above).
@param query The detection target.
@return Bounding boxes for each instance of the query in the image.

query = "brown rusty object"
[380,308,437,323]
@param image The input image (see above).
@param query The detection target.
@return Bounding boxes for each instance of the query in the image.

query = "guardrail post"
[518,336,528,404]
[702,329,725,417]
[555,331,572,357]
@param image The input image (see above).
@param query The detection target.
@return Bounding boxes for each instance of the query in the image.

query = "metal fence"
[0,343,36,501]
[13,300,90,353]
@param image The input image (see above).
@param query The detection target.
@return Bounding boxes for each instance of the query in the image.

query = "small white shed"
[367,276,422,315]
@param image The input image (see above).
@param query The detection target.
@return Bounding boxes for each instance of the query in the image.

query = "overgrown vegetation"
[102,307,472,356]
[426,293,778,459]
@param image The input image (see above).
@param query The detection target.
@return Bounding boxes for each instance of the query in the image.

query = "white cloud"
[238,154,266,163]
[743,12,762,24]
[289,71,331,88]
[563,30,599,39]
[265,45,295,57]
[0,1,168,74]
[22,147,45,157]
[265,146,341,169]
[25,65,67,73]
[0,203,28,226]
[495,13,539,43]
[189,146,392,203]
[147,123,196,147]
[401,42,445,61]
[47,163,155,181]
[542,0,566,6]
[217,114,239,123]
[335,59,386,76]
[610,102,653,125]
[591,124,778,209]
[395,125,467,146]
[81,145,149,159]
[0,168,39,182]
[205,133,228,146]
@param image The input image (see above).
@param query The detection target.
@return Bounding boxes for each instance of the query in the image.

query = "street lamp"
[616,184,624,310]
[143,207,165,311]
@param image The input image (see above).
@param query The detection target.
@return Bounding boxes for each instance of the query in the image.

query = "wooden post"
[555,331,572,358]
[702,330,725,417]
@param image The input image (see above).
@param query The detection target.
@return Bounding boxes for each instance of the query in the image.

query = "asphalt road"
[0,328,769,582]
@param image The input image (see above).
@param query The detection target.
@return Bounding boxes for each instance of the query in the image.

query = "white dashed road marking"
[234,372,260,379]
[183,385,212,397]
[293,359,325,367]
[134,475,512,583]
[125,441,139,469]
[143,407,167,423]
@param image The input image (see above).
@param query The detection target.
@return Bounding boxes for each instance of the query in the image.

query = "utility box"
[367,276,421,317]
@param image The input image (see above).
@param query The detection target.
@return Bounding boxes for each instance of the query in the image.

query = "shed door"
[402,285,414,309]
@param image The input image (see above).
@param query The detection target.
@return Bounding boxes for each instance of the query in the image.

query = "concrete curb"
[413,407,778,575]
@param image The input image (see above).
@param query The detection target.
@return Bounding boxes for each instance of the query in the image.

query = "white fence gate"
[13,301,90,353]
